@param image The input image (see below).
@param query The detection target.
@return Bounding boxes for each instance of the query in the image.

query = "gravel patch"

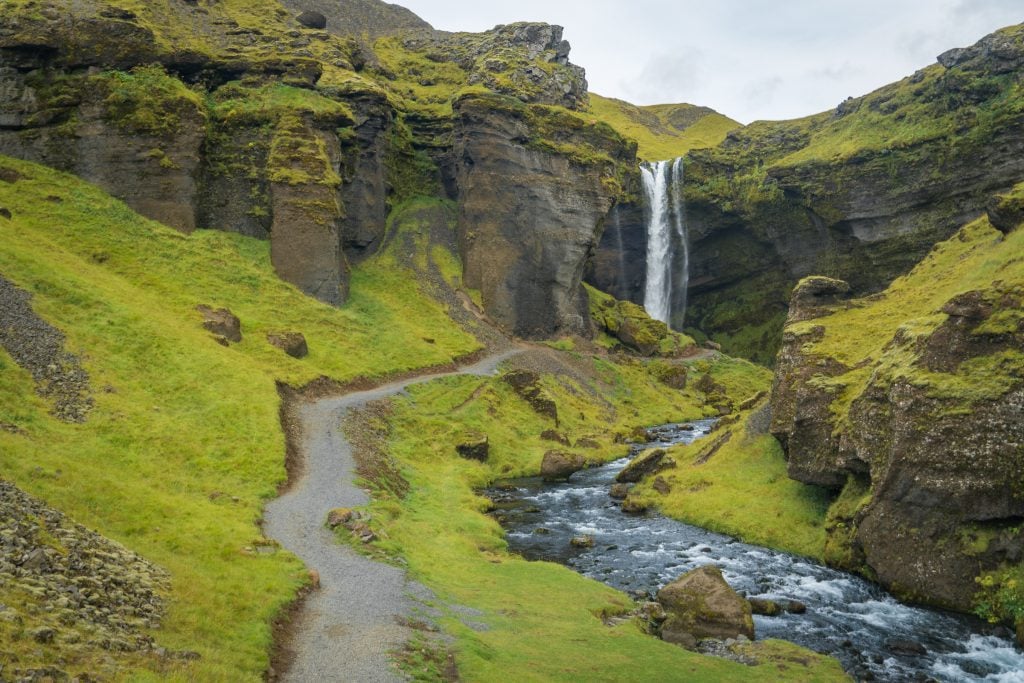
[0,275,93,422]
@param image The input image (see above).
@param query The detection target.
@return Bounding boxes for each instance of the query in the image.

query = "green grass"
[632,413,832,559]
[0,155,479,680]
[357,365,846,681]
[588,94,740,161]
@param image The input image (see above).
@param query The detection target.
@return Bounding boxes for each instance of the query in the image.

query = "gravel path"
[263,349,522,682]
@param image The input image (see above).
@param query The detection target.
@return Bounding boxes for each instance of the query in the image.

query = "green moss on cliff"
[94,65,205,135]
[588,94,740,161]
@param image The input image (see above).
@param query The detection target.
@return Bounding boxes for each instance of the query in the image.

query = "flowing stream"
[487,422,1024,682]
[641,158,688,329]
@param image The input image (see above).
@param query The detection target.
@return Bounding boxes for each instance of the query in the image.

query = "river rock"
[570,535,594,548]
[608,483,631,499]
[456,433,489,462]
[616,449,669,484]
[540,450,584,481]
[784,600,807,614]
[748,598,783,616]
[620,498,648,514]
[885,638,927,656]
[266,332,308,359]
[196,305,242,343]
[657,565,755,647]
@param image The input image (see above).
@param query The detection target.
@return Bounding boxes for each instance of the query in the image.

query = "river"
[486,421,1024,682]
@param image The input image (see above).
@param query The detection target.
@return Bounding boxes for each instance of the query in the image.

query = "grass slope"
[588,94,740,161]
[0,154,479,680]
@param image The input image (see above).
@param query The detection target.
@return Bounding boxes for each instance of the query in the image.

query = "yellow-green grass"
[631,411,831,560]
[0,155,479,679]
[588,93,740,161]
[362,370,846,681]
[790,216,1024,425]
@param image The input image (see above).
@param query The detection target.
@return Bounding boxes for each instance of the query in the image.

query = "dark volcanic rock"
[616,449,670,484]
[453,93,628,338]
[296,11,327,29]
[771,272,1024,612]
[502,370,558,423]
[456,433,489,462]
[0,275,93,422]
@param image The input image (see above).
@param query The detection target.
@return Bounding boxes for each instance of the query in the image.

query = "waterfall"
[641,157,689,329]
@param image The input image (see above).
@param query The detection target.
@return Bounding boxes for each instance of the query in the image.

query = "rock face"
[656,565,755,648]
[770,218,1024,613]
[0,0,627,335]
[454,93,630,338]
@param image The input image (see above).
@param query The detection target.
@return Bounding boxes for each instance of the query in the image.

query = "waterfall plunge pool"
[486,421,1024,682]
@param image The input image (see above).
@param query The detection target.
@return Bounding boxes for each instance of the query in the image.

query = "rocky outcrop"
[0,275,93,422]
[196,305,242,344]
[656,565,755,649]
[455,433,489,462]
[454,93,631,338]
[502,370,558,423]
[0,479,171,680]
[267,332,309,358]
[616,449,671,484]
[770,220,1024,612]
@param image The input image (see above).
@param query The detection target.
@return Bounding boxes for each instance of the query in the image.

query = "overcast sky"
[395,0,1021,123]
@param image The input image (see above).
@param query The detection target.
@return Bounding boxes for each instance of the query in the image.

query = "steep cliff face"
[0,0,626,335]
[769,208,1024,615]
[454,93,632,337]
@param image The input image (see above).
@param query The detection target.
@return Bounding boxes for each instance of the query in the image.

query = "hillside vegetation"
[588,94,740,161]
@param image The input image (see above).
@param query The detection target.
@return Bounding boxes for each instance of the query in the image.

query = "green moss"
[588,94,740,161]
[94,65,205,135]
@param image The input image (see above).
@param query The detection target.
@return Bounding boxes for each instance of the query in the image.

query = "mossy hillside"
[0,154,480,679]
[588,94,740,161]
[350,360,845,681]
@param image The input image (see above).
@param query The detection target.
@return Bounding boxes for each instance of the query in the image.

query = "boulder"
[616,449,669,484]
[266,332,308,359]
[540,429,570,446]
[570,535,594,548]
[657,565,755,647]
[326,508,355,529]
[652,476,671,495]
[456,433,489,462]
[620,498,648,514]
[575,437,600,449]
[0,207,10,220]
[296,11,327,29]
[540,450,584,481]
[748,598,783,616]
[988,182,1024,234]
[608,483,631,499]
[196,305,241,343]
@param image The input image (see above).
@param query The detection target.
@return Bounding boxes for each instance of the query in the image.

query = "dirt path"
[262,349,523,682]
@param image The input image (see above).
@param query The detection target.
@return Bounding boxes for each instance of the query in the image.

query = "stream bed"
[487,421,1024,682]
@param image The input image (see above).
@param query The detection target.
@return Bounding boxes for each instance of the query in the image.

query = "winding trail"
[263,349,523,682]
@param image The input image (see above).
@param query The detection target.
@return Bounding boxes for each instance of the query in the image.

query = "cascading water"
[641,158,689,329]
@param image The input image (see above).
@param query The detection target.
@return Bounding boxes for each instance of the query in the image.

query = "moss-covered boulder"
[616,449,671,484]
[588,286,696,356]
[657,565,755,648]
[988,181,1024,234]
[540,450,585,481]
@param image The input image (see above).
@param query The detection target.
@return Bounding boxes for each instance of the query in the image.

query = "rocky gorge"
[0,0,1022,680]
